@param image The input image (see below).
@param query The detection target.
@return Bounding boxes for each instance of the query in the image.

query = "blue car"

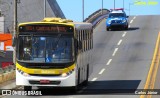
[106,8,129,31]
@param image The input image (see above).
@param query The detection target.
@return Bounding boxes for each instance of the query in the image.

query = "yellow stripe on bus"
[16,62,75,75]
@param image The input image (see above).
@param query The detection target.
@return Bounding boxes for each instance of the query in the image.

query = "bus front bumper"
[16,70,76,87]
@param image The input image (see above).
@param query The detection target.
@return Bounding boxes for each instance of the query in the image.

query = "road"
[3,15,160,98]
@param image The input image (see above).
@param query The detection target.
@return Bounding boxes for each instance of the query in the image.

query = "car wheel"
[106,27,109,31]
[125,26,128,30]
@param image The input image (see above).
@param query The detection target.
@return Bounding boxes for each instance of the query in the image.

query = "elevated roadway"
[3,15,160,98]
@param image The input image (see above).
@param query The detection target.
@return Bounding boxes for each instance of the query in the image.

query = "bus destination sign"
[19,25,74,33]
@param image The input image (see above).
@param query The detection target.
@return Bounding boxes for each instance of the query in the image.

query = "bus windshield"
[18,34,74,63]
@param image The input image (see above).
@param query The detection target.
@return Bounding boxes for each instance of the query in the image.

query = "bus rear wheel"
[83,65,89,86]
[24,86,32,91]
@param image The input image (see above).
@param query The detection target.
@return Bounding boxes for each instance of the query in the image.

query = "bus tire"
[83,65,89,86]
[70,69,80,93]
[24,86,32,91]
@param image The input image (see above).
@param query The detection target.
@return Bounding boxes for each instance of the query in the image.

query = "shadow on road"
[127,27,140,31]
[108,27,139,31]
[30,80,141,96]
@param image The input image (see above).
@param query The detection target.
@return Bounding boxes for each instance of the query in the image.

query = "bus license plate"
[40,80,50,84]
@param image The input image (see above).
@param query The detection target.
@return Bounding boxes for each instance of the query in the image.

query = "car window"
[109,13,126,18]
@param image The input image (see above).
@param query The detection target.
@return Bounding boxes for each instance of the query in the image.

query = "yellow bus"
[15,18,93,91]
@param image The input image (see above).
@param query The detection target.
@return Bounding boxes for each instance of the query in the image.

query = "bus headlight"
[61,69,74,77]
[61,73,68,77]
[23,72,30,77]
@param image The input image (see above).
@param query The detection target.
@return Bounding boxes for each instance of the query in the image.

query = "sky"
[57,0,160,22]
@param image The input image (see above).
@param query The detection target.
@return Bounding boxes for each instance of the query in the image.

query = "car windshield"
[18,34,74,63]
[109,13,125,18]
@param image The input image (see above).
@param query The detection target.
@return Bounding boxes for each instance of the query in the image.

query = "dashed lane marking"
[133,16,136,20]
[129,25,131,28]
[112,48,118,56]
[98,68,105,74]
[106,59,112,65]
[91,78,97,81]
[130,20,133,24]
[122,32,127,37]
[117,39,122,46]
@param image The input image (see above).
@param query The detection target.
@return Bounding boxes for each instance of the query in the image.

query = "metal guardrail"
[84,9,110,27]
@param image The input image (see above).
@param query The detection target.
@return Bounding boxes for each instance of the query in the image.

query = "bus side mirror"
[126,16,129,18]
[12,37,17,47]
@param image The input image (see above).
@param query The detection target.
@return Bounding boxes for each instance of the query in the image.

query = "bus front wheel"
[70,69,80,93]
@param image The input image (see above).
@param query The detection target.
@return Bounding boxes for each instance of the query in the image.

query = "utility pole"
[123,0,124,9]
[44,0,46,17]
[13,0,18,64]
[14,0,17,37]
[101,0,103,14]
[114,0,115,9]
[82,0,84,21]
[129,3,131,16]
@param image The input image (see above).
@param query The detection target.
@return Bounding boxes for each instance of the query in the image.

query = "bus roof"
[18,17,92,29]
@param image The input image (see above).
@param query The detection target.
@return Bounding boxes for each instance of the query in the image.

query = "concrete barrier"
[0,65,15,84]
[0,74,3,83]
[83,9,110,28]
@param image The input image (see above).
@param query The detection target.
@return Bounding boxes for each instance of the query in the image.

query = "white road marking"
[112,48,118,56]
[106,59,112,65]
[117,39,122,46]
[129,25,131,28]
[122,32,127,37]
[130,20,133,24]
[98,68,105,74]
[91,78,97,81]
[133,16,136,20]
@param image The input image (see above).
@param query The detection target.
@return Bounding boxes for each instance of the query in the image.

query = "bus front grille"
[29,74,61,77]
[29,80,61,85]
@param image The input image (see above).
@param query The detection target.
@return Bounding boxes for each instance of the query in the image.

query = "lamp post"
[114,0,115,9]
[123,0,124,9]
[13,0,18,65]
[129,3,131,16]
[82,0,84,21]
[14,0,17,37]
[44,0,46,17]
[101,0,103,14]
